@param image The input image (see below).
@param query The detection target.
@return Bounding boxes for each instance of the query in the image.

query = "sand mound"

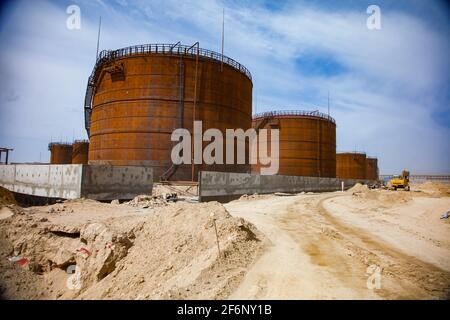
[0,200,264,300]
[347,183,369,194]
[347,183,413,204]
[0,187,16,207]
[347,183,379,200]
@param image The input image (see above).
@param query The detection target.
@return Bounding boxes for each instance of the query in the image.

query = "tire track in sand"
[227,193,450,299]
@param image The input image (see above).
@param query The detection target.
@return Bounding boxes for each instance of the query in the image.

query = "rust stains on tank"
[336,152,367,180]
[48,143,73,164]
[85,44,252,181]
[365,157,379,181]
[72,140,89,164]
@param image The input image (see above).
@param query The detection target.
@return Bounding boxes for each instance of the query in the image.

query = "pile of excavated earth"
[0,194,264,299]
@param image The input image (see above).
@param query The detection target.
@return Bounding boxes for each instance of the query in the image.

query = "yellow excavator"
[389,170,410,191]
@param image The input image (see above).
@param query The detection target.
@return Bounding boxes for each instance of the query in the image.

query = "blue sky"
[0,0,449,174]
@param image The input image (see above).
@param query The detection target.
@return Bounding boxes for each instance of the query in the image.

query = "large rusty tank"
[72,140,89,164]
[84,43,252,181]
[251,110,336,177]
[336,152,367,180]
[48,143,73,164]
[365,157,379,181]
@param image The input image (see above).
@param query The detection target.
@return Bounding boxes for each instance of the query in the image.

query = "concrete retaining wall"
[199,171,374,202]
[81,165,153,200]
[0,164,153,201]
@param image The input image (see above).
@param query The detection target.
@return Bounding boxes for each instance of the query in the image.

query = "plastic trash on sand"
[7,256,29,266]
[76,247,91,257]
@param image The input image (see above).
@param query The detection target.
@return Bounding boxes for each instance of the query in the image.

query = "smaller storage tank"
[48,142,73,164]
[72,140,89,164]
[336,152,366,180]
[251,110,336,177]
[365,157,379,181]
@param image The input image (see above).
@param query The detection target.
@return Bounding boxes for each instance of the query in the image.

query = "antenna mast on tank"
[255,90,258,115]
[96,16,102,59]
[221,8,225,72]
[327,91,330,116]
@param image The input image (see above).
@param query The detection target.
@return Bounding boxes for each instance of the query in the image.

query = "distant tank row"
[335,152,378,181]
[48,140,89,165]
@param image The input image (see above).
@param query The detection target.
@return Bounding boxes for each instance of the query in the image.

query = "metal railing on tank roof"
[48,142,72,151]
[336,151,367,156]
[252,110,336,124]
[84,43,252,136]
[95,43,252,81]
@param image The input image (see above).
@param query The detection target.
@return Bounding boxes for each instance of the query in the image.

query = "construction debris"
[125,194,168,208]
[7,256,29,267]
[164,193,178,202]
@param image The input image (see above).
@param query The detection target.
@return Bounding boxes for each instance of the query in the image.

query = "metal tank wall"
[251,111,336,178]
[336,152,367,180]
[85,44,252,181]
[72,140,89,164]
[48,143,73,164]
[365,157,379,181]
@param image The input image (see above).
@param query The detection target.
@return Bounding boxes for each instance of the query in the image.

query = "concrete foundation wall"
[0,164,153,201]
[199,171,374,202]
[0,165,83,199]
[81,165,153,200]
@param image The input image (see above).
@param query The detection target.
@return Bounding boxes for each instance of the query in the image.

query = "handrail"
[253,110,336,124]
[84,43,252,137]
[92,43,252,82]
[48,142,72,151]
[336,151,367,156]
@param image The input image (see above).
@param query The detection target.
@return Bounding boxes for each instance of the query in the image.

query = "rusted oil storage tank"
[48,143,73,164]
[84,44,252,181]
[365,157,379,181]
[251,110,336,177]
[336,152,367,180]
[72,140,89,164]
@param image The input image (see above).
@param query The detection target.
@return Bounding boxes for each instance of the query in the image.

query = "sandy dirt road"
[225,189,450,299]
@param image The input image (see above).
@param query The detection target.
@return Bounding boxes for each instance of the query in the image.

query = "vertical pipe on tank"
[221,8,225,72]
[188,42,200,181]
[160,42,184,181]
[317,119,322,177]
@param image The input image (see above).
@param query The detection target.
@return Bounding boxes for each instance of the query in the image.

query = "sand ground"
[0,183,449,299]
[226,184,450,299]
